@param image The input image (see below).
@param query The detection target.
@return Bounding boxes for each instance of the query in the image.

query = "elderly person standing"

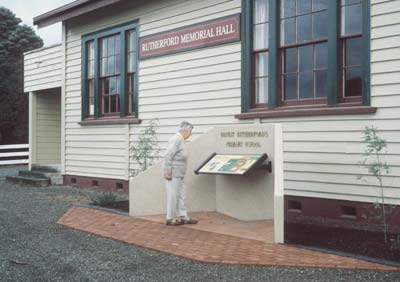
[163,121,198,226]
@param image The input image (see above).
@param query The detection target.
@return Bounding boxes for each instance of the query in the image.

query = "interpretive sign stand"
[194,153,271,176]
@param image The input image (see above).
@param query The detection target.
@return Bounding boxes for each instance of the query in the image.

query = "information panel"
[195,153,268,176]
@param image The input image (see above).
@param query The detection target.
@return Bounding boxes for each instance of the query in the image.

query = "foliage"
[359,126,391,243]
[0,7,43,144]
[129,119,161,176]
[390,235,400,252]
[90,191,117,207]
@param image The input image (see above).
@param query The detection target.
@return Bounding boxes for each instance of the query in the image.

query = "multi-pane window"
[100,34,121,115]
[253,0,269,105]
[341,0,363,98]
[245,0,368,111]
[82,22,138,120]
[280,0,328,103]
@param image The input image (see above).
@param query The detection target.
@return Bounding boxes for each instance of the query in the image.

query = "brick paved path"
[57,206,399,271]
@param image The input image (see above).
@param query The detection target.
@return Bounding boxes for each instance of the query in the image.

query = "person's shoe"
[180,217,198,224]
[166,219,184,226]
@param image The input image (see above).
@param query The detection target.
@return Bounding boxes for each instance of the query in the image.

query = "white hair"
[179,121,193,132]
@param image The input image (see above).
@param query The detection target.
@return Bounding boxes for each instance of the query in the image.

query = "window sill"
[79,117,142,126]
[235,105,377,119]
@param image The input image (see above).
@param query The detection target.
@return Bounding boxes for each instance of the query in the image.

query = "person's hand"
[165,172,172,181]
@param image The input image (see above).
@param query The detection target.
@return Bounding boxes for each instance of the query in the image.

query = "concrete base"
[129,125,284,243]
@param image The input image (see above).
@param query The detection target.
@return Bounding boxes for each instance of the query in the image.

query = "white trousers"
[165,177,188,220]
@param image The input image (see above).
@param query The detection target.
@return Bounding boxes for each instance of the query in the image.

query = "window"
[81,22,138,120]
[241,0,371,116]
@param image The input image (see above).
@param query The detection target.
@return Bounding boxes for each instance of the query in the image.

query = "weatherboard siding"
[24,44,62,92]
[259,0,400,204]
[64,0,246,180]
[62,0,400,204]
[36,91,61,165]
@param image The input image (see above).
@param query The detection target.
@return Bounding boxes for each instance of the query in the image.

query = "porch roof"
[33,0,126,28]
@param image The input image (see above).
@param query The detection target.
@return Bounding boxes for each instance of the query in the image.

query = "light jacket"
[163,133,188,178]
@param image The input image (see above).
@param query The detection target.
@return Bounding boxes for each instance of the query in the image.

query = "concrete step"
[31,165,59,173]
[19,170,48,179]
[6,176,51,187]
[18,170,63,186]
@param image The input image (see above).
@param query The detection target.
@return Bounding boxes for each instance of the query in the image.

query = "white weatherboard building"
[25,0,400,247]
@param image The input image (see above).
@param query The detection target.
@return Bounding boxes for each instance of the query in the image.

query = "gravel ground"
[0,167,399,282]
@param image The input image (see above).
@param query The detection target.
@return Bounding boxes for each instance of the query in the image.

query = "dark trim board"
[64,175,129,194]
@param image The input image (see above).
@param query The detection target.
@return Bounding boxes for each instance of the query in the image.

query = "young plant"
[90,191,117,207]
[390,235,400,252]
[129,119,161,176]
[359,126,391,243]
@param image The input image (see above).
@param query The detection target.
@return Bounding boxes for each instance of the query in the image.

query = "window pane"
[103,78,110,95]
[284,74,298,100]
[299,72,313,99]
[103,96,110,113]
[315,42,328,69]
[127,53,137,73]
[346,37,362,67]
[87,61,94,78]
[297,0,311,15]
[87,79,95,116]
[101,39,107,58]
[89,97,94,116]
[128,53,132,73]
[256,77,268,104]
[87,41,94,60]
[116,76,120,94]
[313,0,328,12]
[315,70,327,97]
[129,74,135,113]
[116,55,120,74]
[299,45,313,72]
[313,10,328,39]
[108,36,115,55]
[110,95,118,112]
[115,36,121,55]
[110,77,117,94]
[128,31,137,52]
[254,23,269,50]
[297,14,312,42]
[285,48,298,73]
[108,56,115,74]
[131,52,137,71]
[342,0,361,5]
[101,58,107,76]
[345,67,362,97]
[254,0,269,24]
[281,0,296,18]
[256,52,268,77]
[281,18,296,45]
[341,4,362,35]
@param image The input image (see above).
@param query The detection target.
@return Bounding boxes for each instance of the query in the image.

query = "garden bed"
[285,222,400,263]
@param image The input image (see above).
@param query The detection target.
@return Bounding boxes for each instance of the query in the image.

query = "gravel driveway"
[0,166,399,282]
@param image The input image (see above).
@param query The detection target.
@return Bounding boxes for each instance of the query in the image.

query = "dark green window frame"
[241,0,371,114]
[81,21,139,120]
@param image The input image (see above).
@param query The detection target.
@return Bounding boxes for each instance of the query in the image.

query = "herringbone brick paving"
[57,206,399,271]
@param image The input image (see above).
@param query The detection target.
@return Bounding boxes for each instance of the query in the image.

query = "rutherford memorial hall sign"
[139,14,241,59]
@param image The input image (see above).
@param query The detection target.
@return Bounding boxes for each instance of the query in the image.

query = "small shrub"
[129,118,161,176]
[90,191,117,207]
[390,235,400,251]
[359,126,391,243]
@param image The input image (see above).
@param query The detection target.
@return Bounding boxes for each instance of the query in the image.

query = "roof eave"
[33,0,124,28]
